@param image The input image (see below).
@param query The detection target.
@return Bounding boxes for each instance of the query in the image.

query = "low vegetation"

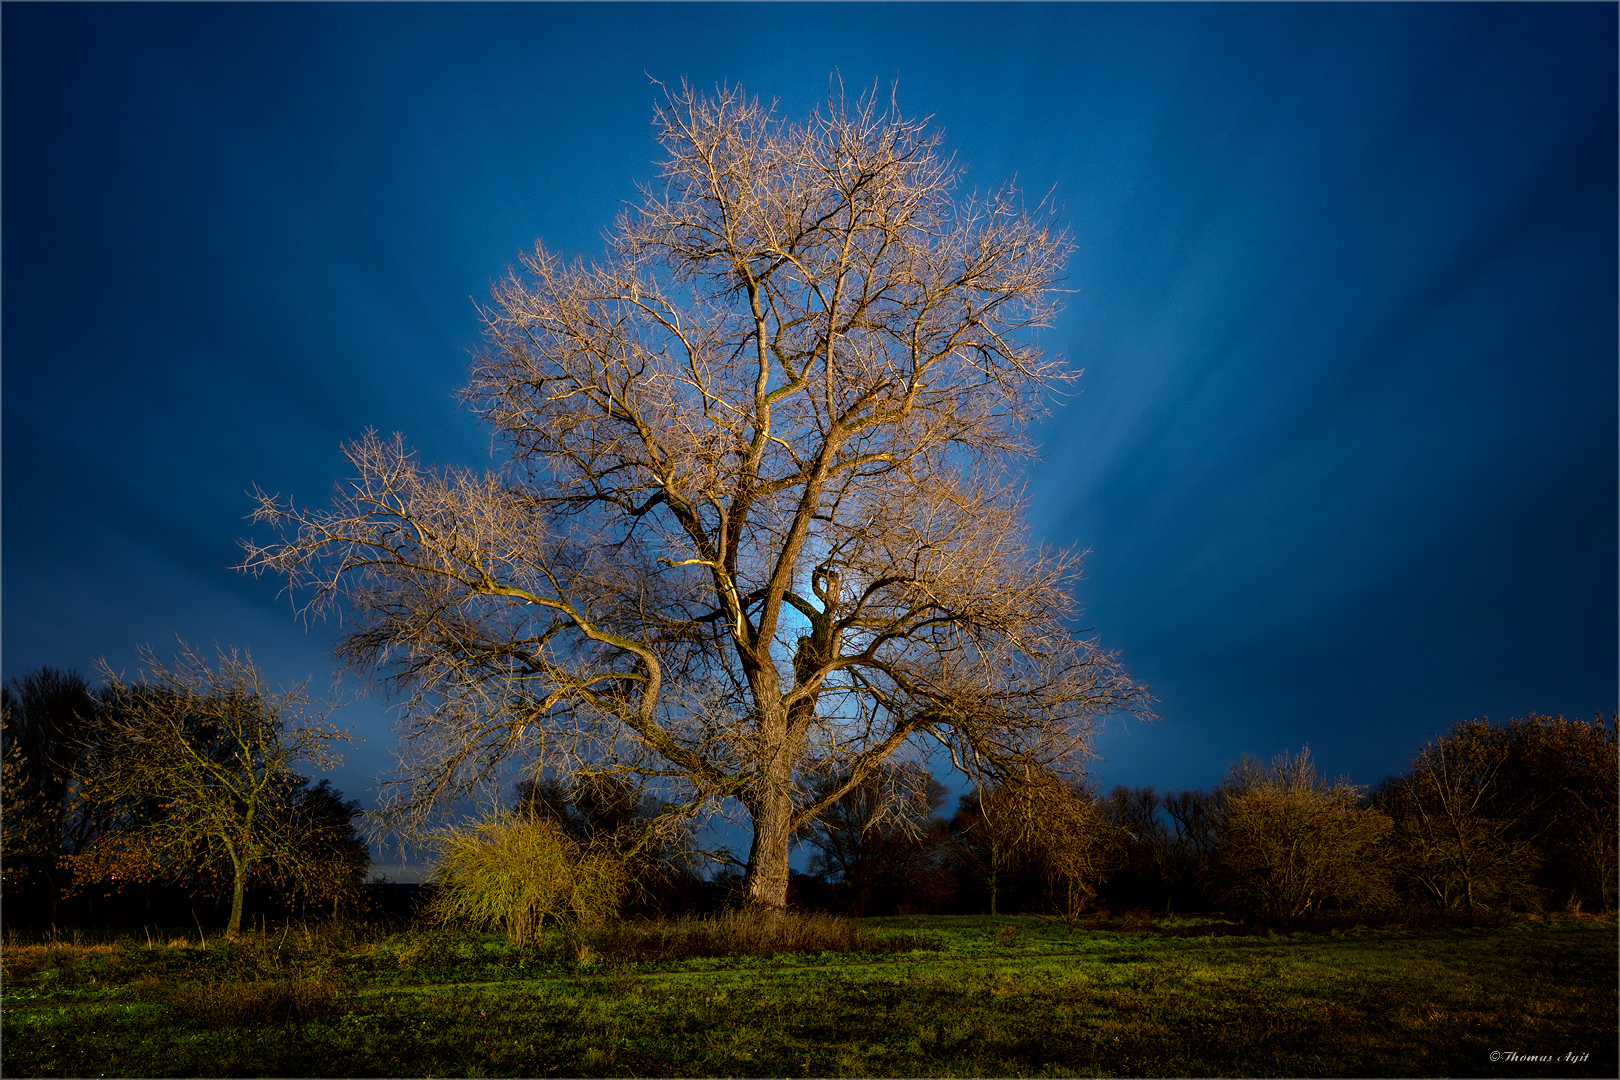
[425,814,623,947]
[3,911,1612,1078]
[5,657,1614,1078]
[587,908,940,962]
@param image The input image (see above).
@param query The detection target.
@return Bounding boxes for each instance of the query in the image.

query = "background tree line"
[6,660,1611,934]
[1,650,370,933]
[781,712,1616,923]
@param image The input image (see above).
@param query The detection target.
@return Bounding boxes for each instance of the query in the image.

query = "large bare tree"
[243,81,1148,909]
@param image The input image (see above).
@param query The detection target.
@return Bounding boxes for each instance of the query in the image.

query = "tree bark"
[228,859,248,936]
[743,797,793,910]
[989,840,999,917]
[741,711,797,909]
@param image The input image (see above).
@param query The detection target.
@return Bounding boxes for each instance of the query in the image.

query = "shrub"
[1216,748,1395,920]
[513,773,707,918]
[426,814,623,945]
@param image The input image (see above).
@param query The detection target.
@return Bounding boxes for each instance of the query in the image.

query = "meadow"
[2,911,1613,1078]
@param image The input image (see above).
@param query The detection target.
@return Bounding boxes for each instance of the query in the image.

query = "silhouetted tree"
[797,762,955,915]
[1097,786,1174,912]
[1483,713,1618,912]
[1161,788,1222,911]
[277,776,371,918]
[0,668,99,916]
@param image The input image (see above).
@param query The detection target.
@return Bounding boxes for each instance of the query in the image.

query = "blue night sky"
[5,3,1615,860]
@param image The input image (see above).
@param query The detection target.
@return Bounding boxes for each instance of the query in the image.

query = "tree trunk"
[988,840,999,916]
[43,863,61,919]
[743,773,794,910]
[739,676,799,910]
[228,860,249,936]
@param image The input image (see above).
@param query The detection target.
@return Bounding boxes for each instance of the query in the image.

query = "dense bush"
[513,773,706,917]
[1377,713,1617,915]
[1214,749,1395,919]
[426,814,622,945]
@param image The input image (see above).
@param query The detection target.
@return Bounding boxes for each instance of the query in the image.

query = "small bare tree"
[1024,778,1105,928]
[71,645,349,935]
[797,761,953,916]
[951,775,1101,921]
[242,80,1148,909]
[1216,748,1394,920]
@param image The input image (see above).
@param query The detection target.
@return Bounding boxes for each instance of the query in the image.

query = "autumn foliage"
[1377,713,1617,916]
[2,650,366,934]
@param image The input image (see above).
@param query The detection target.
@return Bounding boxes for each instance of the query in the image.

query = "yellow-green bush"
[1217,748,1395,919]
[426,815,623,944]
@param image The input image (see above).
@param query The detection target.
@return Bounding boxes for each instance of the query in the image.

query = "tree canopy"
[70,645,352,934]
[243,80,1148,908]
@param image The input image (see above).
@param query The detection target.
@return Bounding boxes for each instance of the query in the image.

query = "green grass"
[3,913,1613,1077]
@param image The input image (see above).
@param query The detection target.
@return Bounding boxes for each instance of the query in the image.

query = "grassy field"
[2,912,1613,1078]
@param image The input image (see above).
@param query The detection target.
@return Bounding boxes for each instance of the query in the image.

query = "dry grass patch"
[590,908,938,961]
[0,942,122,988]
[167,977,353,1028]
